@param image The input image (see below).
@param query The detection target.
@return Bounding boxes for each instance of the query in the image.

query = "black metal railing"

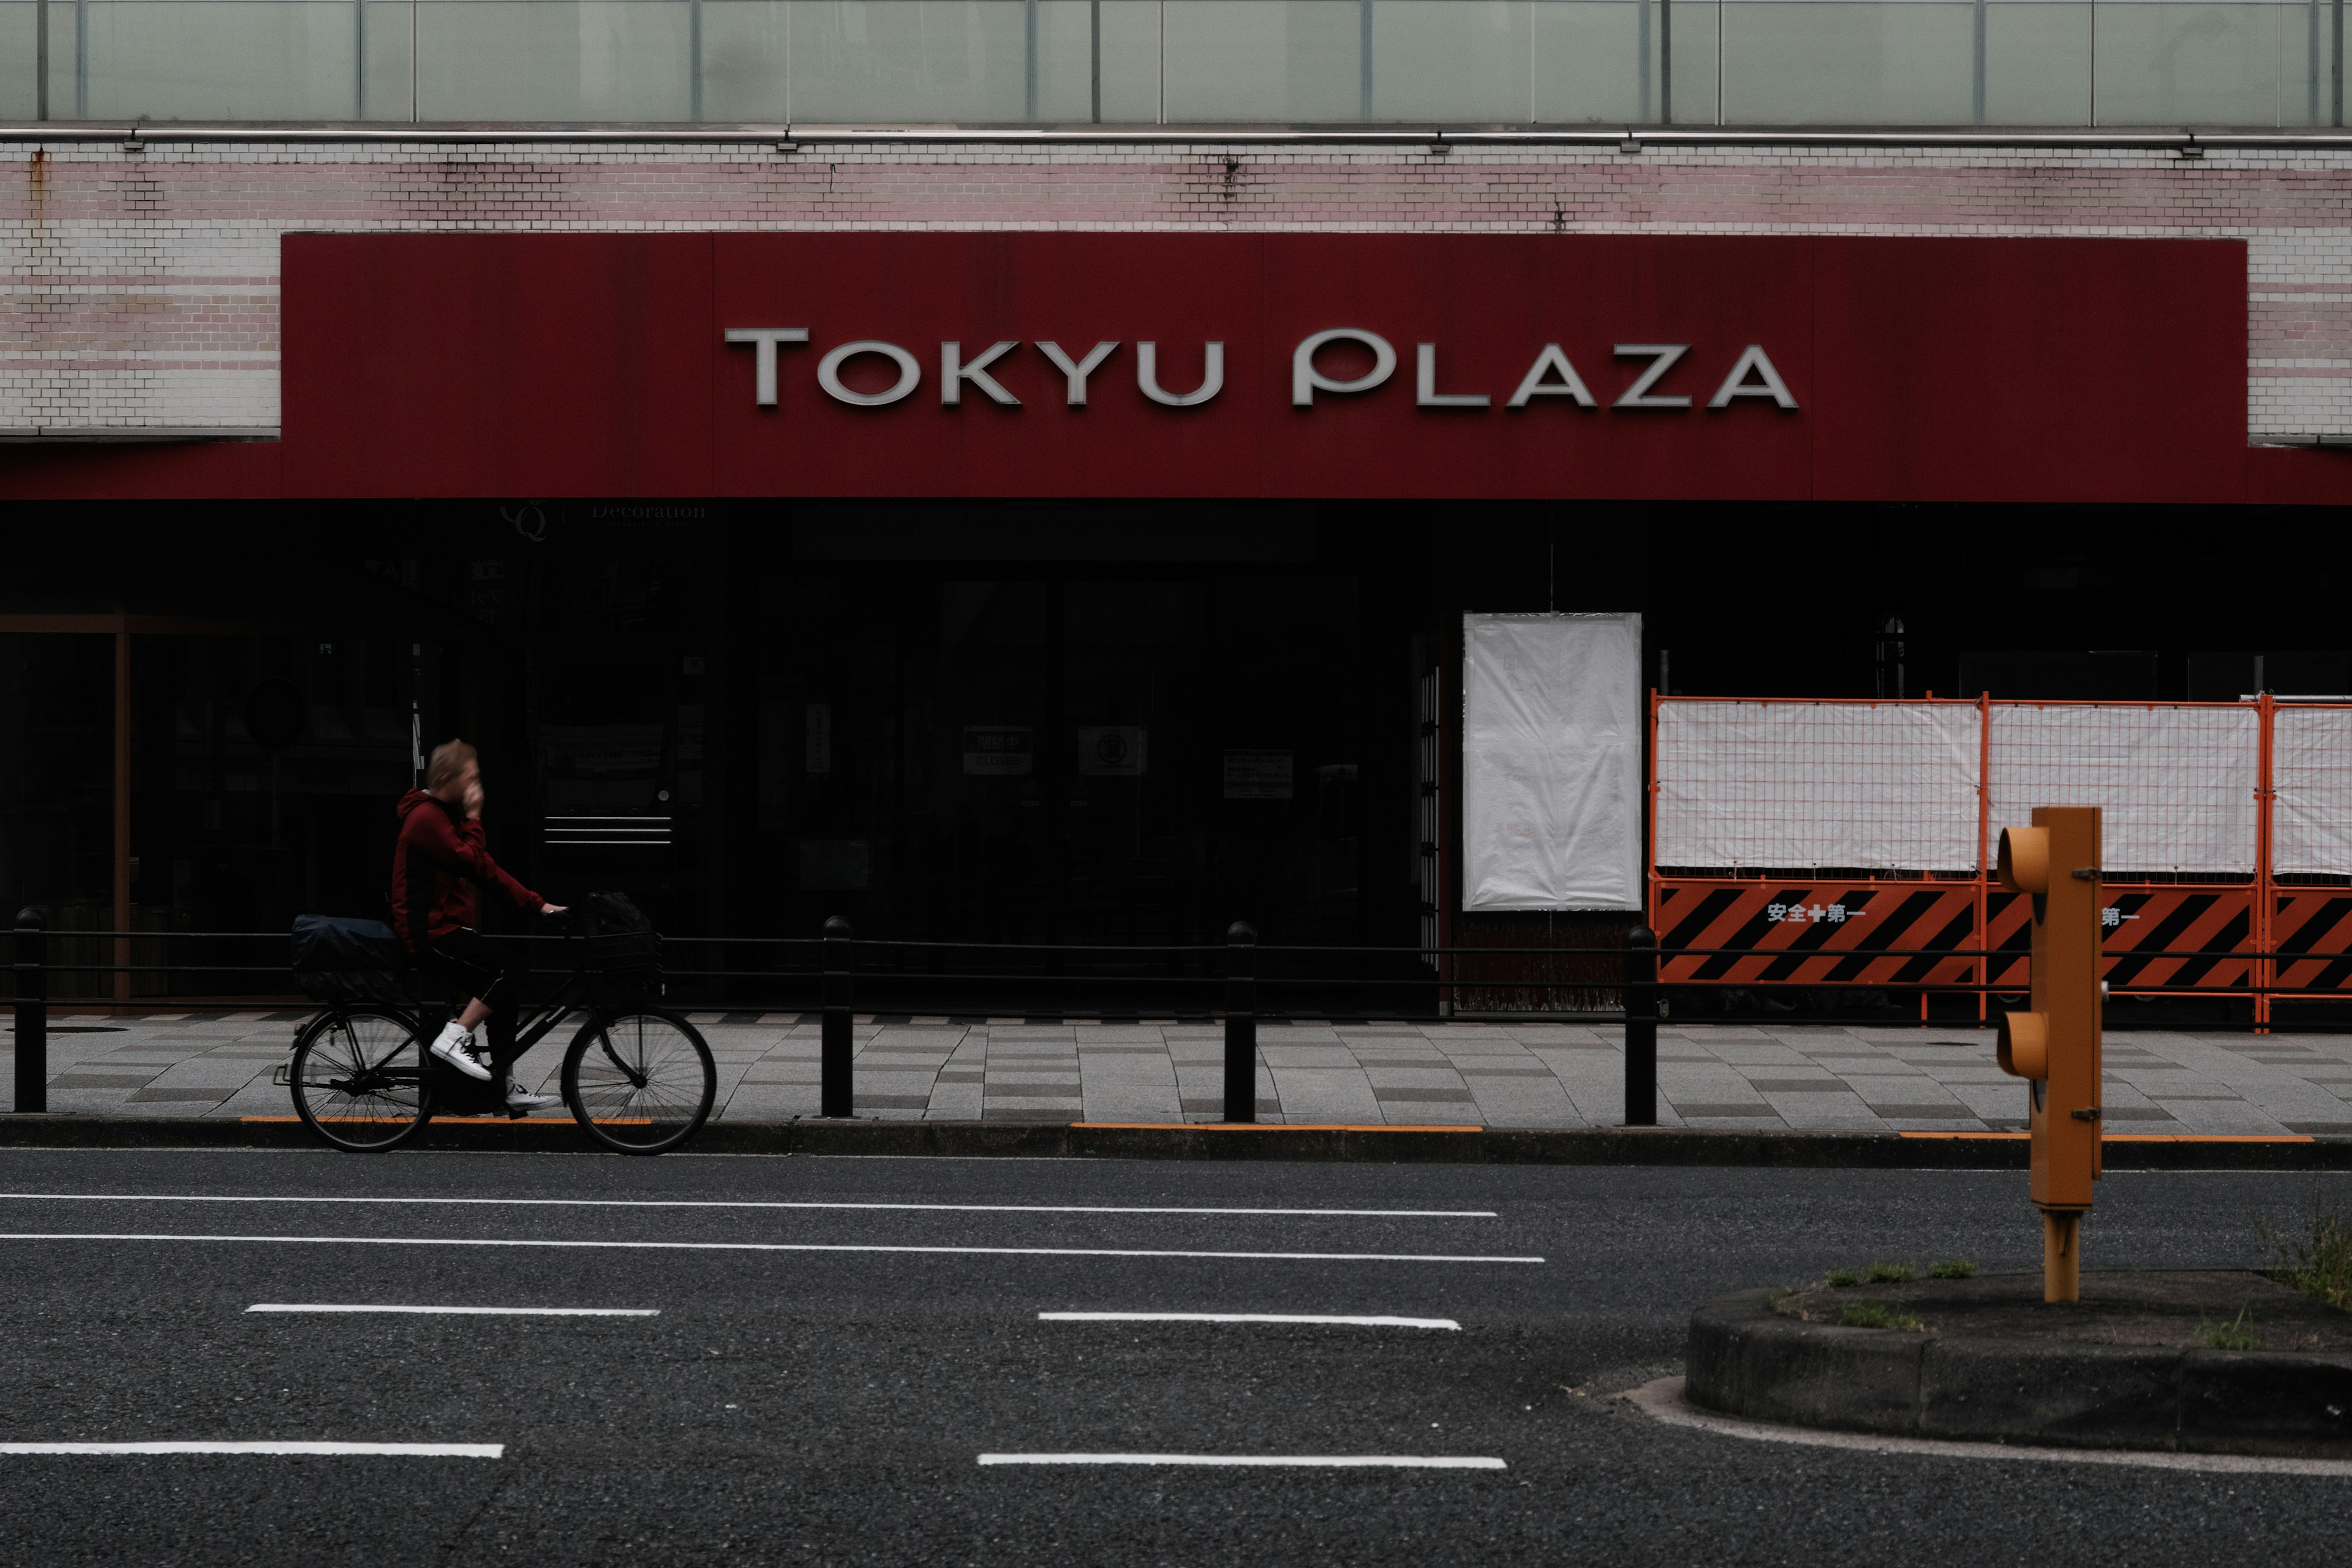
[9,908,2352,1123]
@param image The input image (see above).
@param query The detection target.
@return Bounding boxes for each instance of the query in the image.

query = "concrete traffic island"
[1686,1272,2352,1457]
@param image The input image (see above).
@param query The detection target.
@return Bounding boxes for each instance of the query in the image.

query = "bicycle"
[282,911,715,1156]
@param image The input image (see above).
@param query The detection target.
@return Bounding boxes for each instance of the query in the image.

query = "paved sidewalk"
[6,1012,2352,1136]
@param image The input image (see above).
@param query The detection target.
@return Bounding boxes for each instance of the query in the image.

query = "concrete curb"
[0,1115,2348,1165]
[1686,1286,2352,1457]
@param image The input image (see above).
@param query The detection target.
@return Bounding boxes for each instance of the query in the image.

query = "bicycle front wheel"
[290,1006,435,1153]
[561,1008,715,1155]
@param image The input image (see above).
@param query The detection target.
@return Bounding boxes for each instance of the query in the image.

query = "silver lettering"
[1292,329,1396,407]
[1035,341,1120,407]
[723,327,811,407]
[1708,345,1800,409]
[1415,344,1489,409]
[1613,344,1692,409]
[1505,344,1596,409]
[817,341,922,407]
[942,340,1022,407]
[1138,341,1224,407]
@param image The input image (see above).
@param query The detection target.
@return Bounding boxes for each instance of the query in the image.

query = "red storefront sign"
[1,231,2279,501]
[276,232,2243,502]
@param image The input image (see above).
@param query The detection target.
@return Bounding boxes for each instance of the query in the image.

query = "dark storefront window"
[758,571,1363,946]
[2,503,1430,1002]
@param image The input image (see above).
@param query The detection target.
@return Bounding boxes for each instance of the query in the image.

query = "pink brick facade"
[3,137,2349,443]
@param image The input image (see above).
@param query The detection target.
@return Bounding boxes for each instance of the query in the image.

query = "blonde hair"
[426,739,479,792]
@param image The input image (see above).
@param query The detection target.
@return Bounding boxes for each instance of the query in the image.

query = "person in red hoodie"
[393,739,565,1112]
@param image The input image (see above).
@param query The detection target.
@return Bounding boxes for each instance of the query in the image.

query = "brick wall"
[3,138,2348,441]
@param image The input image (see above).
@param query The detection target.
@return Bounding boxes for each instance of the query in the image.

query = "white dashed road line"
[0,1233,1544,1265]
[1039,1312,1461,1329]
[0,1194,1496,1219]
[0,1442,502,1458]
[978,1453,1505,1469]
[247,1304,659,1317]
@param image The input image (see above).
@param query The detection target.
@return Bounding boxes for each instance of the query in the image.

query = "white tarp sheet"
[1461,612,1642,911]
[2272,706,2352,876]
[1654,701,1982,872]
[1988,703,2258,875]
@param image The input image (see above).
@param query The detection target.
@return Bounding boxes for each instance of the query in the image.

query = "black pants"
[421,930,526,1080]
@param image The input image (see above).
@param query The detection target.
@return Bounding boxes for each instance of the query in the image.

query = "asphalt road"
[0,1148,2345,1566]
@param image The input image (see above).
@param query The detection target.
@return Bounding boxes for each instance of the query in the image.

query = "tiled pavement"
[6,1012,2352,1135]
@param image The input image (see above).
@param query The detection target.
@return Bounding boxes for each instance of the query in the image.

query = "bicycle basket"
[579,891,662,978]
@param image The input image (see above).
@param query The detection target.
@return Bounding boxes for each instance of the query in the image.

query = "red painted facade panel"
[282,233,717,497]
[3,231,2257,502]
[2245,445,2352,505]
[1807,236,2247,503]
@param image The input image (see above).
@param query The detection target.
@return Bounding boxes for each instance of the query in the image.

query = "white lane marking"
[0,1234,1542,1265]
[0,1442,501,1458]
[1627,1377,2352,1477]
[246,1305,658,1317]
[0,1194,1495,1219]
[979,1453,1505,1470]
[1039,1313,1460,1330]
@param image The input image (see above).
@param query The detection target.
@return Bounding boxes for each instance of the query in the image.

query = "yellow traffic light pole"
[1995,806,2103,1304]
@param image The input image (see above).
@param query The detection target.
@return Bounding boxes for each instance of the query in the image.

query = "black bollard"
[13,908,45,1115]
[1624,924,1657,1127]
[821,916,854,1118]
[1224,921,1257,1123]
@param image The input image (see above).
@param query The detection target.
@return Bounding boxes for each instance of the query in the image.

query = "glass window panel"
[1722,0,1975,124]
[702,0,789,119]
[79,1,360,120]
[788,1,1029,123]
[2282,0,2322,124]
[418,0,692,122]
[1370,0,1531,123]
[1664,0,1719,121]
[1096,0,1159,119]
[0,4,37,118]
[2094,2,2285,126]
[1162,0,1360,123]
[1532,0,1652,123]
[1,0,2332,129]
[360,0,414,120]
[1033,0,1094,120]
[1984,1,2090,123]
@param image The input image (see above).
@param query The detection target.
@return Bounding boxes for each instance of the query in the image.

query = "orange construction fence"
[1646,694,2352,1019]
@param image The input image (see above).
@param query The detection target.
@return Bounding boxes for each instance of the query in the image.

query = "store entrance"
[757,570,1366,946]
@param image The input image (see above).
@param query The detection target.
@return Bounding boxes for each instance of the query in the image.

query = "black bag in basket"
[290,914,409,1003]
[578,891,662,976]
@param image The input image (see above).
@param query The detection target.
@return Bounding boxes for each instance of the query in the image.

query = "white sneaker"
[429,1025,493,1082]
[506,1078,559,1110]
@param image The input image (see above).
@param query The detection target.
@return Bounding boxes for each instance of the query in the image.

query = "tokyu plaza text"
[723,329,1798,413]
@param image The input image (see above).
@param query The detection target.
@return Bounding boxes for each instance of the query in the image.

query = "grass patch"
[1865,1261,1915,1284]
[2199,1307,2261,1352]
[1928,1259,1978,1280]
[1841,1302,1926,1332]
[2266,1200,2352,1313]
[1769,1284,1797,1314]
[1825,1268,1865,1288]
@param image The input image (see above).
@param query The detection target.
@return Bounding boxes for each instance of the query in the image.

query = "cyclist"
[391,739,565,1112]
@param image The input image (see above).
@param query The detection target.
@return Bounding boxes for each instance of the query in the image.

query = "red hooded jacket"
[390,788,544,954]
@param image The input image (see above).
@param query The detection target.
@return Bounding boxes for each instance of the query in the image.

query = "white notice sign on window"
[1079,727,1148,776]
[1223,750,1294,799]
[963,726,1034,776]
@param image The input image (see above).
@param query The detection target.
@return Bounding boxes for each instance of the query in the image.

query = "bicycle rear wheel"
[560,1007,715,1155]
[290,1006,435,1153]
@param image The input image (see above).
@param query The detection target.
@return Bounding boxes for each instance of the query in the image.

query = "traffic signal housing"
[1996,805,2103,1301]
